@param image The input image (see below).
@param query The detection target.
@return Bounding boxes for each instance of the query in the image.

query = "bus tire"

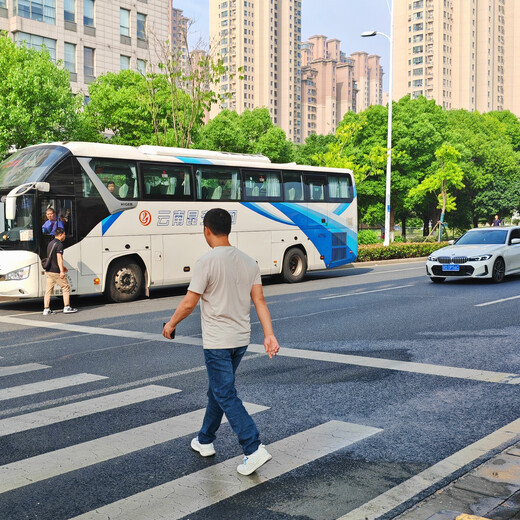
[282,247,307,283]
[105,259,144,303]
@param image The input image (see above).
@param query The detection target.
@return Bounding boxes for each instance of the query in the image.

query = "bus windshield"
[0,146,69,189]
[0,194,36,250]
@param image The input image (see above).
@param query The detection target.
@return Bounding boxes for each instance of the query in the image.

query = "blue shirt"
[42,219,64,235]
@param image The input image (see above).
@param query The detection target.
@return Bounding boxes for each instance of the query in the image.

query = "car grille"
[432,265,475,276]
[437,256,468,264]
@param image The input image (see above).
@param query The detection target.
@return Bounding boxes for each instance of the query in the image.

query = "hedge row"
[356,242,449,262]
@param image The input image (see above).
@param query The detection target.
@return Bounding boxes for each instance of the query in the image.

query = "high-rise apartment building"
[0,0,170,94]
[301,35,383,140]
[393,0,517,114]
[171,7,190,68]
[209,0,303,143]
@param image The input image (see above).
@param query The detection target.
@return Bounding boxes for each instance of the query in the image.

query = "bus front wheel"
[282,248,307,283]
[105,259,144,303]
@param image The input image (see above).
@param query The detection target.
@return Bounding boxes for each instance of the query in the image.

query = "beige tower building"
[0,0,170,94]
[301,35,383,140]
[209,0,303,143]
[393,0,515,114]
[171,7,190,68]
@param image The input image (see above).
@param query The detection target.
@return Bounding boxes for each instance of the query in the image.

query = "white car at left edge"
[426,226,520,283]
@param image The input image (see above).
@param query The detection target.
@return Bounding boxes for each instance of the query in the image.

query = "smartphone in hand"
[163,323,176,339]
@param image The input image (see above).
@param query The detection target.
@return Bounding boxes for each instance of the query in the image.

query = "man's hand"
[162,322,176,339]
[264,334,280,359]
[60,271,66,279]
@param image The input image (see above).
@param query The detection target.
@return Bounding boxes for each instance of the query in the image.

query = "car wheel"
[491,257,505,283]
[105,259,144,302]
[282,247,307,283]
[431,277,445,283]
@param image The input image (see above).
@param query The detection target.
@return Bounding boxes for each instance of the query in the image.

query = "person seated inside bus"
[42,208,65,236]
[107,181,119,197]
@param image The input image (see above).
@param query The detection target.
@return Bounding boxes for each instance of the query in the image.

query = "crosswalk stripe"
[2,316,519,385]
[0,402,269,494]
[0,363,51,378]
[0,373,108,402]
[70,421,383,520]
[0,385,181,437]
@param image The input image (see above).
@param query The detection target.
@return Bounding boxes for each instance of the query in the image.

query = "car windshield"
[456,229,508,245]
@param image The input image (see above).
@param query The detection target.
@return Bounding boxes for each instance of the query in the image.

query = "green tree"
[294,134,335,166]
[0,34,81,156]
[409,144,464,241]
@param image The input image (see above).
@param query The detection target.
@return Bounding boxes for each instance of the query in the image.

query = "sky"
[173,0,393,90]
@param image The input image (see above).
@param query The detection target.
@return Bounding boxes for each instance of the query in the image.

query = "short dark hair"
[54,228,65,237]
[107,181,115,187]
[203,208,231,236]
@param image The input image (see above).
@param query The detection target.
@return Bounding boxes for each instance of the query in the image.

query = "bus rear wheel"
[282,247,307,283]
[105,259,144,303]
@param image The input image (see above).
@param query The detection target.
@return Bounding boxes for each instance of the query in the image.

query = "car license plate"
[442,264,460,272]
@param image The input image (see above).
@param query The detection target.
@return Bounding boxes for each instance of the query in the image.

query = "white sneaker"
[237,444,272,475]
[63,306,78,314]
[191,437,216,457]
[42,308,54,316]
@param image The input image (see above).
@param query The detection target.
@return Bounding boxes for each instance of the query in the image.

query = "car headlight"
[5,266,31,281]
[468,254,493,262]
[428,255,437,262]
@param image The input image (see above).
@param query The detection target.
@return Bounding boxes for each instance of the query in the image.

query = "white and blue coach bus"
[0,142,357,302]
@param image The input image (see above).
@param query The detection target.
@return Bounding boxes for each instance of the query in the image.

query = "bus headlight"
[5,266,31,280]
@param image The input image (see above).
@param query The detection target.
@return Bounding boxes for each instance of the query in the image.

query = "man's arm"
[162,290,201,339]
[57,252,67,278]
[251,284,280,359]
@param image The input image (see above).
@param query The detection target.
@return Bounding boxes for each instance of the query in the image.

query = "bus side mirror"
[5,195,16,220]
[36,182,50,192]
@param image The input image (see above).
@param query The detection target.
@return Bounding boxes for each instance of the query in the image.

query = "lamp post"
[362,0,394,246]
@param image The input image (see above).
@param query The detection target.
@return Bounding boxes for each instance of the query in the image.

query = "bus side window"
[283,172,304,201]
[195,167,241,201]
[328,174,353,201]
[141,164,192,200]
[304,174,326,202]
[88,159,139,199]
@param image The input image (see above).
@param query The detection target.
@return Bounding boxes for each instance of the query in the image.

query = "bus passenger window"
[244,171,282,201]
[88,159,138,199]
[304,175,326,202]
[283,172,304,201]
[195,167,241,201]
[141,164,192,200]
[328,174,353,201]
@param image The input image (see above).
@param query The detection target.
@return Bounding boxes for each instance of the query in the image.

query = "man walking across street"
[43,228,77,315]
[163,208,280,475]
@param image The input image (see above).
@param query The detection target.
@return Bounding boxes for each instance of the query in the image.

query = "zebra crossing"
[0,354,382,519]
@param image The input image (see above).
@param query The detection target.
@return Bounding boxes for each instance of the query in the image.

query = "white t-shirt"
[188,246,262,349]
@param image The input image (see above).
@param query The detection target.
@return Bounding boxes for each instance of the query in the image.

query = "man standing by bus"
[43,228,77,315]
[163,208,280,476]
[42,207,64,236]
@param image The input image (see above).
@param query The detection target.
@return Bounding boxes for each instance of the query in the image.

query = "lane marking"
[0,402,269,494]
[0,374,108,402]
[0,333,86,350]
[0,363,50,378]
[475,295,520,307]
[1,317,519,385]
[70,421,382,520]
[0,354,263,419]
[357,266,424,276]
[0,385,181,437]
[337,416,520,520]
[320,284,414,300]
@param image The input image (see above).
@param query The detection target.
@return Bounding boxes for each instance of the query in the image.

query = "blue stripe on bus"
[175,157,213,164]
[102,212,123,236]
[333,203,351,216]
[241,202,295,226]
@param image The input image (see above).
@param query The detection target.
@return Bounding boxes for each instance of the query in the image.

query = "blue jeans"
[198,346,261,456]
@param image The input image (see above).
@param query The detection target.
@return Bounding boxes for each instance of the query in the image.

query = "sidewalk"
[396,441,520,520]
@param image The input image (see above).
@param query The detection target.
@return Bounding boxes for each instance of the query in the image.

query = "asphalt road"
[1,261,520,520]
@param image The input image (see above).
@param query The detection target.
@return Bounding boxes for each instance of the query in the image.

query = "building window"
[137,13,146,40]
[0,0,6,7]
[15,32,56,62]
[15,0,56,24]
[64,0,75,21]
[84,0,94,26]
[137,59,146,74]
[84,46,95,77]
[64,42,76,72]
[120,55,130,70]
[120,8,130,37]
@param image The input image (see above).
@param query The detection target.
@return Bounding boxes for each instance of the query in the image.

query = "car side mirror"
[511,238,520,245]
[448,239,455,245]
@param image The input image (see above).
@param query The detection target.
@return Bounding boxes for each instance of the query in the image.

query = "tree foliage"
[0,34,81,157]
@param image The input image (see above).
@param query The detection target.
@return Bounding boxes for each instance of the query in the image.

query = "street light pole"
[362,0,394,246]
